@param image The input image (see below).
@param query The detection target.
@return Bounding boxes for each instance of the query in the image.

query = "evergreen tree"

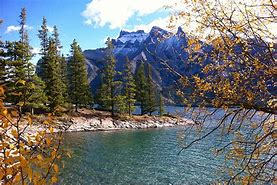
[67,39,92,112]
[43,38,65,111]
[60,54,68,99]
[122,57,136,116]
[3,41,17,92]
[13,8,33,82]
[0,20,7,86]
[145,63,157,115]
[36,16,48,79]
[52,25,62,54]
[38,17,48,56]
[115,95,127,114]
[99,38,121,117]
[37,20,67,111]
[135,62,148,115]
[6,8,33,107]
[0,43,6,86]
[51,26,68,101]
[25,63,48,114]
[3,9,47,113]
[94,73,106,108]
[158,92,164,117]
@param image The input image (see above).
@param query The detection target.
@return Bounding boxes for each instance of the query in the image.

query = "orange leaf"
[0,86,4,95]
[14,172,21,182]
[53,164,59,173]
[46,138,51,146]
[11,129,18,138]
[3,109,8,115]
[20,157,28,167]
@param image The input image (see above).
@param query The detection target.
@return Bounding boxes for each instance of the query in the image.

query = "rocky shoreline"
[25,109,194,134]
[61,115,193,132]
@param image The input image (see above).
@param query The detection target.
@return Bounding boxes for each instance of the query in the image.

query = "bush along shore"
[24,109,194,134]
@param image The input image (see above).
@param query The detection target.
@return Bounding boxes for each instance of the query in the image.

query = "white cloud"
[5,25,33,34]
[47,26,54,33]
[5,26,20,33]
[82,0,178,29]
[126,15,190,34]
[84,19,92,26]
[130,17,171,32]
[31,47,40,55]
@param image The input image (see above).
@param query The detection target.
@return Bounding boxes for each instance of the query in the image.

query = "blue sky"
[0,0,176,64]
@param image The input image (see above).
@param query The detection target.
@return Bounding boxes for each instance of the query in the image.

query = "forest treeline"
[0,8,164,117]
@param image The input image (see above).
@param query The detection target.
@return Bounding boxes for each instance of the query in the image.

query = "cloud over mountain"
[82,0,177,29]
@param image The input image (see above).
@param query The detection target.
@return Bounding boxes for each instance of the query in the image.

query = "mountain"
[35,26,274,105]
[84,26,209,104]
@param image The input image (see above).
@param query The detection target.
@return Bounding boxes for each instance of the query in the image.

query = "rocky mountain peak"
[83,26,204,103]
[117,29,148,44]
[177,26,186,37]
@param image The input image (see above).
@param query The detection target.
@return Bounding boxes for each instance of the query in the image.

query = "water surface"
[59,127,230,184]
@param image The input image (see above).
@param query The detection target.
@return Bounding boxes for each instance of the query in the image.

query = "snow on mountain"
[36,25,274,104]
[117,30,148,44]
[83,26,195,103]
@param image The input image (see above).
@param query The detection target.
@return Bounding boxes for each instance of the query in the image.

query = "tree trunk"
[128,102,131,116]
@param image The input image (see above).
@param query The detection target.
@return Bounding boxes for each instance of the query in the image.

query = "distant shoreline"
[25,109,194,134]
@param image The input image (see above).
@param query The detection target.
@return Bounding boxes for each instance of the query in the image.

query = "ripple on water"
[59,127,229,185]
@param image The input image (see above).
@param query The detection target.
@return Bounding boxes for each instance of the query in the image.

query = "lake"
[58,125,232,184]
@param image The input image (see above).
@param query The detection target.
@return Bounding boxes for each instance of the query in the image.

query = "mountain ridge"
[83,26,205,104]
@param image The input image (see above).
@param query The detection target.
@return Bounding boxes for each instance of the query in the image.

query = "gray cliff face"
[83,26,207,103]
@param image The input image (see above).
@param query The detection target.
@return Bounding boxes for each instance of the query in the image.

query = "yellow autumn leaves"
[169,0,276,183]
[0,85,69,184]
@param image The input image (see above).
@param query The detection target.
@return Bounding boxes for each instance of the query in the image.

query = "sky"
[0,0,177,64]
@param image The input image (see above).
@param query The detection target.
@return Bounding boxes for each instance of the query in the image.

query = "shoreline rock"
[25,109,194,134]
[56,116,193,133]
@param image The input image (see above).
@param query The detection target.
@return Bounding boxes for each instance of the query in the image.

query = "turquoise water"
[59,127,231,184]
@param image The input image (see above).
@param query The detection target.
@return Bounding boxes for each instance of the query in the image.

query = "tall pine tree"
[122,57,136,116]
[135,62,148,115]
[38,17,48,56]
[60,54,68,99]
[52,26,62,54]
[3,41,17,93]
[4,8,47,113]
[6,8,33,106]
[145,63,157,115]
[0,43,5,86]
[36,16,48,79]
[158,92,164,117]
[67,39,92,112]
[98,38,121,117]
[52,25,68,101]
[12,8,33,83]
[135,62,157,115]
[43,38,65,111]
[25,63,48,114]
[37,19,67,111]
[0,19,7,86]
